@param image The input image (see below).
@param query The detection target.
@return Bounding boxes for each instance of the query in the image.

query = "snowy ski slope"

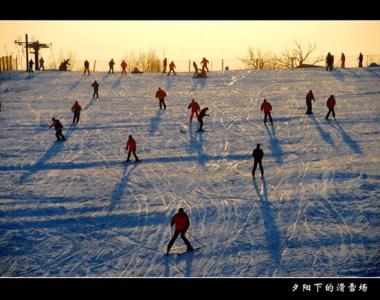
[0,67,379,277]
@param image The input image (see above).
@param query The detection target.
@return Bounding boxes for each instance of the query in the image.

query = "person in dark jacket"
[305,90,316,114]
[163,57,167,73]
[252,143,264,178]
[49,117,65,141]
[167,61,176,76]
[84,60,90,75]
[340,53,346,68]
[126,135,139,162]
[325,95,336,120]
[108,59,115,74]
[197,107,209,131]
[166,208,194,255]
[326,52,333,71]
[71,101,82,125]
[28,59,34,73]
[193,61,199,77]
[39,57,45,71]
[358,53,363,68]
[92,80,99,98]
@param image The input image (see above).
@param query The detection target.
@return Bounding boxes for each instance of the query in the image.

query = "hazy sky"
[1,21,379,61]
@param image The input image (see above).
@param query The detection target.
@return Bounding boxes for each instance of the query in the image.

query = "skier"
[108,58,115,74]
[155,87,167,110]
[358,52,363,68]
[166,208,194,255]
[260,99,273,125]
[340,53,346,68]
[188,99,200,122]
[325,95,336,120]
[39,57,45,71]
[126,135,139,162]
[84,60,90,75]
[305,90,316,115]
[325,52,333,71]
[71,101,82,125]
[163,57,167,73]
[200,57,209,72]
[92,80,99,98]
[193,61,199,77]
[197,107,209,132]
[167,61,176,76]
[28,59,34,73]
[49,117,65,141]
[121,60,127,75]
[252,143,264,178]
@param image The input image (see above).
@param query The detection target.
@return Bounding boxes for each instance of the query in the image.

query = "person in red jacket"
[306,90,316,115]
[260,99,273,125]
[325,95,336,120]
[166,208,194,255]
[167,61,176,76]
[155,87,167,110]
[92,80,99,98]
[71,101,82,125]
[188,99,200,122]
[197,107,209,132]
[200,57,209,72]
[121,60,127,75]
[126,135,139,162]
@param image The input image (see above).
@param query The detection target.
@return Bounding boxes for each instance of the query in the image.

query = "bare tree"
[239,47,277,70]
[124,49,161,72]
[277,41,323,68]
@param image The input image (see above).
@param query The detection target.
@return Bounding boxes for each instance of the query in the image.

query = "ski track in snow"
[0,68,379,277]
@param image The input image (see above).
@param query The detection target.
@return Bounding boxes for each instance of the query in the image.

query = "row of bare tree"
[239,41,324,70]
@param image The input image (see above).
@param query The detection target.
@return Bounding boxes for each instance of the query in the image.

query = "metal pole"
[25,34,29,72]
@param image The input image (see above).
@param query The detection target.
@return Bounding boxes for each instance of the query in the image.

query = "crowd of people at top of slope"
[26,53,370,74]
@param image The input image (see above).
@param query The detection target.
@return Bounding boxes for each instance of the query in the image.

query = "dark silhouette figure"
[358,53,363,68]
[200,57,209,72]
[39,57,45,71]
[197,107,209,131]
[59,59,70,71]
[306,90,316,114]
[49,117,65,141]
[166,208,194,255]
[84,60,90,75]
[163,57,167,73]
[155,87,167,110]
[188,99,200,122]
[28,59,34,73]
[71,101,82,125]
[126,135,139,162]
[193,61,199,77]
[92,80,99,98]
[168,61,176,76]
[260,99,273,125]
[108,59,115,74]
[326,52,333,71]
[325,95,336,120]
[252,143,264,178]
[121,60,127,75]
[341,53,345,68]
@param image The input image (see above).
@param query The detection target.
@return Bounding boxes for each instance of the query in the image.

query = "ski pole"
[187,232,206,248]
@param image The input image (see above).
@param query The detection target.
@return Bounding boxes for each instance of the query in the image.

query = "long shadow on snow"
[327,120,363,155]
[0,210,167,231]
[165,75,175,90]
[69,76,83,90]
[112,75,123,89]
[17,124,77,184]
[191,77,207,91]
[365,67,380,77]
[252,178,281,272]
[308,114,336,148]
[148,110,164,135]
[331,69,347,81]
[0,154,252,172]
[186,125,206,166]
[108,163,137,213]
[265,124,284,165]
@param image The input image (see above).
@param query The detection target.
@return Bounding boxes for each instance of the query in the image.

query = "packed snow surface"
[0,68,379,277]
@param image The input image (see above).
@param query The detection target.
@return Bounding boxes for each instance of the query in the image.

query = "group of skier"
[326,52,364,71]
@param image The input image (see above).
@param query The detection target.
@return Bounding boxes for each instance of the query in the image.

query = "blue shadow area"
[17,124,77,184]
[69,76,83,90]
[252,178,281,271]
[328,121,363,155]
[148,110,164,135]
[166,76,175,90]
[108,163,137,213]
[186,125,206,166]
[191,77,207,91]
[309,114,336,148]
[331,69,347,81]
[265,124,284,165]
[112,75,124,89]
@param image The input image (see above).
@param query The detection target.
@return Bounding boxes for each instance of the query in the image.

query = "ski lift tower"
[15,34,51,71]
